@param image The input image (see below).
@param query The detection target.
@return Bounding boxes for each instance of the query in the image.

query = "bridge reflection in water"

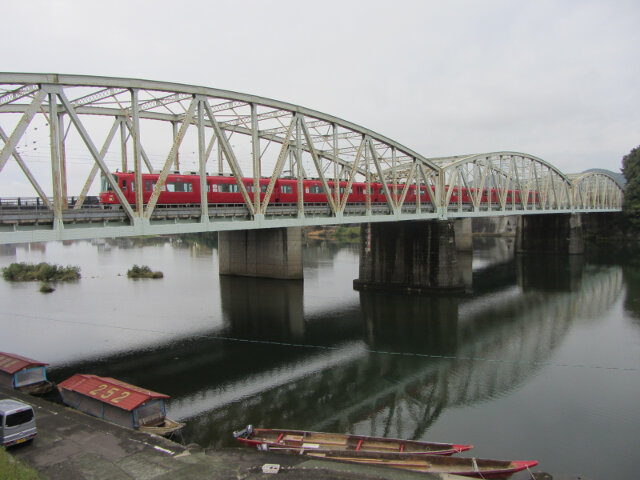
[47,247,623,451]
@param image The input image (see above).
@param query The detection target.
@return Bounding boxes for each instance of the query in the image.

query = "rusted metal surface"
[58,374,168,412]
[0,352,48,375]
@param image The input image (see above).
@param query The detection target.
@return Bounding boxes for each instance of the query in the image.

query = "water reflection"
[0,236,633,477]
[0,244,16,256]
[44,247,624,453]
[189,260,622,449]
[220,276,304,340]
[517,254,585,292]
[360,291,459,355]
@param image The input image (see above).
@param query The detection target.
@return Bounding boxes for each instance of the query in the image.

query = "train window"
[130,182,135,192]
[281,185,293,194]
[261,185,268,193]
[101,174,116,192]
[308,185,323,194]
[166,181,193,193]
[339,187,352,194]
[217,183,239,193]
[122,180,127,190]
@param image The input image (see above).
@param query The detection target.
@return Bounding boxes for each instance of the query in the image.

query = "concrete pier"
[515,213,584,255]
[353,220,463,294]
[218,227,303,279]
[454,218,473,252]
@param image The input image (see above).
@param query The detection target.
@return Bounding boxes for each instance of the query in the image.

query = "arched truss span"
[0,73,439,225]
[434,152,574,212]
[568,171,624,210]
[0,73,623,239]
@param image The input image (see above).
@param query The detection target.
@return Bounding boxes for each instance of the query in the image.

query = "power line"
[3,311,637,373]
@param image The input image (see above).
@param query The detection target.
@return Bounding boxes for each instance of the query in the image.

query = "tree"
[622,145,640,231]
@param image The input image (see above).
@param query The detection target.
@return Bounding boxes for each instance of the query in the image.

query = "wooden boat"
[18,379,55,396]
[138,417,184,437]
[306,451,538,479]
[233,425,472,456]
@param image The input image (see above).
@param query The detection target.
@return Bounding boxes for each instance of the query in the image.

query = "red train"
[99,172,530,207]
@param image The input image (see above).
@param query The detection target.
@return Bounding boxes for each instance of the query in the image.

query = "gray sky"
[2,0,639,175]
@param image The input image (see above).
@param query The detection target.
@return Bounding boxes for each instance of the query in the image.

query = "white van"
[0,399,37,447]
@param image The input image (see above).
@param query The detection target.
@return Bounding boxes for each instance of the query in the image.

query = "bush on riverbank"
[127,265,164,279]
[0,447,41,480]
[2,262,80,282]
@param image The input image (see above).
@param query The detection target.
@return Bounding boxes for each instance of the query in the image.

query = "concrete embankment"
[2,386,455,480]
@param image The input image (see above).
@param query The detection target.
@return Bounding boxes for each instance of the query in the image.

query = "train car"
[100,172,201,205]
[208,176,274,204]
[100,172,537,209]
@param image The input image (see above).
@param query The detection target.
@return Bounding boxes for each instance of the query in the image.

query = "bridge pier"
[454,218,473,252]
[515,213,584,255]
[218,227,303,280]
[454,218,473,289]
[353,220,464,294]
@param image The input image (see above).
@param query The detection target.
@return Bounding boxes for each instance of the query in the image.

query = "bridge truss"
[0,74,624,244]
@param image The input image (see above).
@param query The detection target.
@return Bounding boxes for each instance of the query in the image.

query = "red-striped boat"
[233,425,472,456]
[306,451,538,479]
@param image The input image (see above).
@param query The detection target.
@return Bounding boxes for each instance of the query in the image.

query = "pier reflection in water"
[0,236,638,479]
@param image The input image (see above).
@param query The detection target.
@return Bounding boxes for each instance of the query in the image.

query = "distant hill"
[583,168,626,187]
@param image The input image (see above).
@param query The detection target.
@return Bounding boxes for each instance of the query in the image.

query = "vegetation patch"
[0,447,41,480]
[622,145,640,233]
[305,225,360,245]
[334,226,361,243]
[127,265,164,279]
[2,262,80,282]
[39,283,55,293]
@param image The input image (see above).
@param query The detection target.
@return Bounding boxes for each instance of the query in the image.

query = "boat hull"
[234,426,472,456]
[306,451,538,479]
[139,418,184,437]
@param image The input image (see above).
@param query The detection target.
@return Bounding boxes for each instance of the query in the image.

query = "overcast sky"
[2,0,639,175]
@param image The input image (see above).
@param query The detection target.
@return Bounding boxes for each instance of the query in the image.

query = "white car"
[0,399,37,447]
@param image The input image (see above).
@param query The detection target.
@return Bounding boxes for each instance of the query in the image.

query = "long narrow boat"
[233,426,472,456]
[306,451,538,479]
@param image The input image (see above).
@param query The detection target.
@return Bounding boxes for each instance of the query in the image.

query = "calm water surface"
[0,235,638,480]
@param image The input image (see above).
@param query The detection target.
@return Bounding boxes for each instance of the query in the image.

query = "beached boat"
[306,451,538,479]
[58,374,183,437]
[233,426,472,456]
[0,351,54,395]
[139,417,184,437]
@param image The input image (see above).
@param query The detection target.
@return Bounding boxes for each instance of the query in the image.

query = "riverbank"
[1,386,461,480]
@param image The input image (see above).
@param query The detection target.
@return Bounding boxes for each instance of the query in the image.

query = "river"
[0,233,638,479]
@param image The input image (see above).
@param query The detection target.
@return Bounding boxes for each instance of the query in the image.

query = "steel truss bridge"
[0,73,624,244]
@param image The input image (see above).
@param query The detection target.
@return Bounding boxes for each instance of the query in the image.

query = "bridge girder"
[0,73,624,243]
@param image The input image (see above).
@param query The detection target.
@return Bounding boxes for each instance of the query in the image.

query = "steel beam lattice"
[0,74,624,244]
